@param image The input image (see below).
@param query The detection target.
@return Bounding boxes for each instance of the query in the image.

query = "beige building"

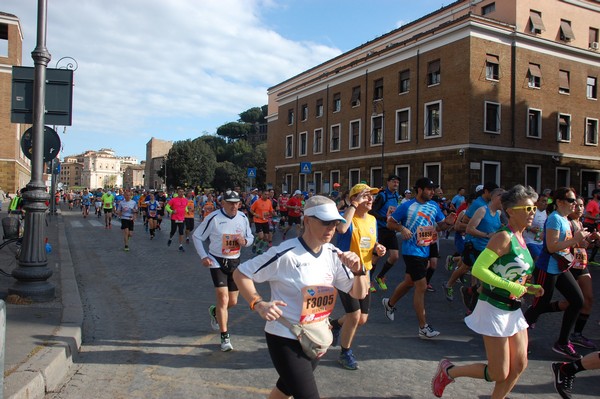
[0,12,31,194]
[59,158,83,188]
[267,0,600,197]
[123,163,145,189]
[144,137,172,190]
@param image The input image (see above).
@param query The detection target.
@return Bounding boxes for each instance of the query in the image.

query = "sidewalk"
[1,211,82,399]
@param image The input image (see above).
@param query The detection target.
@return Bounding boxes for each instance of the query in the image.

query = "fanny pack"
[214,256,240,273]
[481,287,522,310]
[278,317,332,360]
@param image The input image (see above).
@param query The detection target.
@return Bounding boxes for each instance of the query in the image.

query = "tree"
[216,122,252,142]
[196,135,228,162]
[211,161,247,192]
[239,106,266,124]
[163,139,217,189]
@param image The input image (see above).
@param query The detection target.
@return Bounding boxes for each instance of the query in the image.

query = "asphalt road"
[46,208,600,399]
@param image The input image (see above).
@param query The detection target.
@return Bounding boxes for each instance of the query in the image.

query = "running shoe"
[369,282,377,293]
[426,284,436,292]
[432,358,454,397]
[552,342,583,360]
[208,305,219,331]
[220,334,233,352]
[331,322,341,347]
[338,349,358,370]
[445,255,455,271]
[124,245,129,252]
[419,324,440,339]
[442,282,454,302]
[569,333,597,349]
[552,362,574,399]
[382,298,396,321]
[167,239,172,247]
[376,276,388,290]
[186,237,190,244]
[179,245,185,252]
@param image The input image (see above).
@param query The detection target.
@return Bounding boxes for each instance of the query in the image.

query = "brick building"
[144,137,172,190]
[0,12,31,194]
[266,0,600,197]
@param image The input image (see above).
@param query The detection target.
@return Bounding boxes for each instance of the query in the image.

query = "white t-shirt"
[237,237,356,340]
[192,209,254,265]
[523,209,547,245]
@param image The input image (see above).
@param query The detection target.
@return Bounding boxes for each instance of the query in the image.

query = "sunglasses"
[511,205,537,213]
[310,217,340,227]
[561,197,576,203]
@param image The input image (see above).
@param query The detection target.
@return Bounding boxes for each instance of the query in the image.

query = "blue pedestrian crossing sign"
[247,167,257,178]
[300,162,312,174]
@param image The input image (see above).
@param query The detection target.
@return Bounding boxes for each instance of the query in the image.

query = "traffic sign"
[300,162,312,174]
[20,125,61,162]
[247,167,257,178]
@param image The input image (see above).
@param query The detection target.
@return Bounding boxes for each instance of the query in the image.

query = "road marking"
[88,220,103,227]
[70,221,83,228]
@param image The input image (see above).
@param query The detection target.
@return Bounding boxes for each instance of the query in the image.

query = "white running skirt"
[465,299,529,337]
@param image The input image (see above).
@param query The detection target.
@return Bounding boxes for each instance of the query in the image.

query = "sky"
[3,0,450,162]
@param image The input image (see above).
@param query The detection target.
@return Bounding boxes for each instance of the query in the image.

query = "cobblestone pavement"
[47,209,600,398]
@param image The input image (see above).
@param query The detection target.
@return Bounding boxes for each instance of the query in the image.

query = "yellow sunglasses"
[511,205,537,213]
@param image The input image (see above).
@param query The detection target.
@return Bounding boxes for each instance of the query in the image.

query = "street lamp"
[372,99,385,187]
[163,155,168,191]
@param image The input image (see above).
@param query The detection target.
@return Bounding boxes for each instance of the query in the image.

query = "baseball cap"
[404,189,412,194]
[387,174,400,182]
[333,183,341,188]
[414,178,438,190]
[303,195,346,223]
[251,188,258,192]
[475,184,484,193]
[223,190,241,202]
[282,191,288,194]
[294,190,303,196]
[349,183,379,198]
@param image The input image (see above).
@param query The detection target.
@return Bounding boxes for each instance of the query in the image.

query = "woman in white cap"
[234,195,369,399]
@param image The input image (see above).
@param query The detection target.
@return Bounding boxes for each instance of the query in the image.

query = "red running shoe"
[432,359,454,397]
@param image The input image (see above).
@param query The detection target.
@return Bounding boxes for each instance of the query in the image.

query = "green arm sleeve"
[165,204,173,214]
[471,248,527,298]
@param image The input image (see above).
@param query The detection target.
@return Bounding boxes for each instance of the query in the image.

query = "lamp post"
[163,155,168,191]
[372,99,385,187]
[10,0,54,301]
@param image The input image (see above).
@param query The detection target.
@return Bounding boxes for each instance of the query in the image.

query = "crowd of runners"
[49,181,600,399]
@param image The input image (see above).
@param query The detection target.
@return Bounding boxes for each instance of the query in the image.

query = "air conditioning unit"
[592,42,599,50]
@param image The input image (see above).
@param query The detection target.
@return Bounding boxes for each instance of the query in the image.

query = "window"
[330,170,340,189]
[427,60,441,86]
[349,169,360,188]
[287,109,294,125]
[424,101,442,138]
[313,172,322,194]
[298,173,307,192]
[284,174,293,194]
[285,135,293,158]
[333,93,341,112]
[371,167,383,188]
[486,54,499,80]
[373,79,383,101]
[399,69,410,93]
[528,63,541,88]
[484,102,501,134]
[557,114,571,142]
[560,20,575,42]
[585,118,599,145]
[396,108,410,142]
[527,108,542,138]
[351,86,361,107]
[349,120,361,149]
[529,10,545,34]
[559,70,570,94]
[525,165,542,193]
[313,128,323,154]
[395,165,410,193]
[556,167,570,188]
[330,124,341,152]
[424,163,441,187]
[316,99,324,117]
[301,104,308,121]
[587,76,598,99]
[0,23,7,57]
[371,114,383,146]
[482,2,495,15]
[590,28,599,48]
[482,161,501,187]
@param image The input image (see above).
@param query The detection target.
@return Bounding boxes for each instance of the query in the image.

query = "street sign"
[20,126,61,162]
[300,162,312,174]
[247,167,257,178]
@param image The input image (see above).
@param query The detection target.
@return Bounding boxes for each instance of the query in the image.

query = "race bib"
[416,225,436,246]
[572,247,588,269]
[359,236,372,249]
[300,285,337,324]
[222,234,241,256]
[148,210,157,217]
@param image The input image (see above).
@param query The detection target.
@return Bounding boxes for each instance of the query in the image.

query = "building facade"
[59,158,83,188]
[266,0,600,197]
[144,137,172,190]
[123,163,145,189]
[0,12,31,194]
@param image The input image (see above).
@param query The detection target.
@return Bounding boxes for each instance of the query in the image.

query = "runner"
[165,188,188,252]
[553,351,600,399]
[81,188,92,218]
[523,192,549,262]
[383,178,455,338]
[192,190,253,352]
[432,185,543,398]
[94,188,103,218]
[184,190,195,244]
[369,174,401,292]
[118,190,138,251]
[283,190,304,239]
[145,193,160,239]
[101,189,115,229]
[250,190,274,254]
[330,184,386,370]
[233,195,369,399]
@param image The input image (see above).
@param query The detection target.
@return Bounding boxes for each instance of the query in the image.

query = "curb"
[3,212,82,399]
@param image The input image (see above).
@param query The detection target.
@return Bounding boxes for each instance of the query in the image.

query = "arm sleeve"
[471,248,527,298]
[165,203,173,214]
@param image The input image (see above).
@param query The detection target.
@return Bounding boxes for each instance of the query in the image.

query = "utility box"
[11,66,74,126]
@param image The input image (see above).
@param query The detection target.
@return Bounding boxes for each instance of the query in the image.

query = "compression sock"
[330,319,341,329]
[561,359,585,376]
[378,261,395,278]
[574,313,590,334]
[426,267,435,284]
